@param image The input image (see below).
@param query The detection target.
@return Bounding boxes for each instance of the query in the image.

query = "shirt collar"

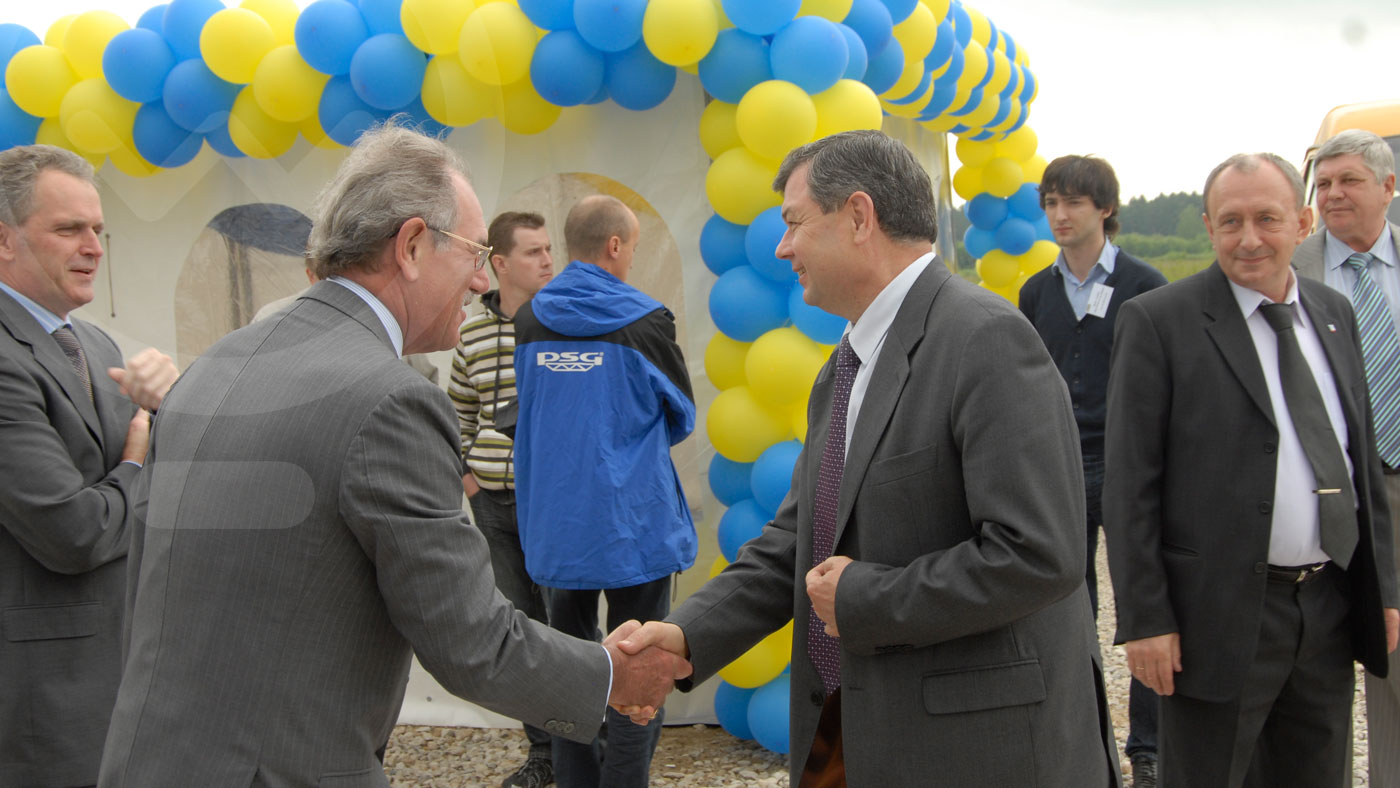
[1228,271,1309,329]
[1324,224,1396,271]
[1053,241,1118,284]
[846,251,936,365]
[327,276,403,357]
[0,280,68,333]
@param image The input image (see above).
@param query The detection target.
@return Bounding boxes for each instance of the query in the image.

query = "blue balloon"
[877,0,917,23]
[297,0,370,76]
[842,0,892,56]
[709,453,754,507]
[163,0,224,61]
[204,122,245,158]
[836,24,867,81]
[967,129,995,141]
[584,83,609,104]
[697,29,771,105]
[1007,184,1041,221]
[714,682,756,740]
[531,30,605,107]
[985,18,999,52]
[949,122,970,135]
[770,17,847,95]
[789,282,846,345]
[163,59,240,134]
[751,440,801,516]
[357,0,403,35]
[521,0,575,30]
[137,5,168,35]
[963,225,995,259]
[1001,30,1017,62]
[950,2,972,48]
[133,100,202,167]
[722,0,800,36]
[744,206,792,284]
[1033,214,1053,242]
[948,85,982,117]
[574,0,645,53]
[0,24,40,89]
[919,82,957,121]
[0,88,41,151]
[885,65,928,105]
[998,66,1022,101]
[860,37,902,95]
[996,217,1036,256]
[104,28,176,103]
[604,43,674,111]
[700,214,750,277]
[710,266,790,342]
[350,34,425,110]
[965,193,1008,231]
[718,498,770,562]
[924,20,954,72]
[320,74,384,146]
[1019,68,1036,103]
[934,42,963,86]
[747,673,790,754]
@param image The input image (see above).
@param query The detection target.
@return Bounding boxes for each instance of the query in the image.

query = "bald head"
[564,195,640,280]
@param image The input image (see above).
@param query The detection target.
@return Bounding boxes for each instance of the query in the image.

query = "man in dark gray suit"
[1105,152,1399,787]
[0,144,176,788]
[97,123,688,788]
[620,130,1116,787]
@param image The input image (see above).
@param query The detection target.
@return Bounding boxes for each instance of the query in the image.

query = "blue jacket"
[512,262,696,589]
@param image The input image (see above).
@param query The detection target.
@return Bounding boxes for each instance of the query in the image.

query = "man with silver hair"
[1294,128,1400,785]
[97,122,689,787]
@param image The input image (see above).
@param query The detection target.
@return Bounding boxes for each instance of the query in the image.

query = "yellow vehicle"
[1302,99,1400,226]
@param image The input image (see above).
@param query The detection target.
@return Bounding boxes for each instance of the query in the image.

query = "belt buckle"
[1295,567,1309,583]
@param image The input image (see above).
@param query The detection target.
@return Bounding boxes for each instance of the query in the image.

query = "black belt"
[1384,464,1400,476]
[1266,562,1330,584]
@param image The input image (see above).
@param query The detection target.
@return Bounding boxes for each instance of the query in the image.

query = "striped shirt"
[449,292,517,490]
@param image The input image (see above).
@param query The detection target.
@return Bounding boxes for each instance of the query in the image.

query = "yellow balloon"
[252,46,328,123]
[63,11,127,80]
[45,15,78,47]
[882,56,925,102]
[951,164,982,201]
[1018,240,1059,276]
[959,93,999,129]
[241,0,299,46]
[705,147,781,225]
[736,80,815,161]
[989,98,1023,133]
[107,140,160,177]
[976,249,1019,288]
[812,79,881,139]
[704,332,751,391]
[6,45,78,118]
[880,79,931,119]
[709,553,729,578]
[981,156,1023,198]
[955,43,988,91]
[1022,153,1049,183]
[891,2,936,61]
[229,86,298,158]
[920,0,951,22]
[717,621,792,689]
[955,137,995,167]
[699,99,741,160]
[201,9,276,84]
[299,114,342,149]
[978,279,1015,302]
[745,327,825,407]
[798,0,853,20]
[791,396,809,441]
[422,56,497,127]
[920,111,961,133]
[402,0,475,55]
[983,50,1012,96]
[459,2,537,86]
[59,78,137,154]
[643,0,719,66]
[964,6,991,46]
[35,118,104,166]
[497,78,560,135]
[994,125,1037,163]
[707,385,791,462]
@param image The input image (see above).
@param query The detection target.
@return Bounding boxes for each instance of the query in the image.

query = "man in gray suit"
[1105,153,1399,787]
[97,123,688,788]
[1292,128,1400,786]
[620,130,1116,787]
[0,144,176,788]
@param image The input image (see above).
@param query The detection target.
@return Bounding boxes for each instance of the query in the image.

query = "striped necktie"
[51,325,93,403]
[1346,252,1400,466]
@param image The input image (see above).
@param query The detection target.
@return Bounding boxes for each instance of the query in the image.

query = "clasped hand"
[603,620,692,725]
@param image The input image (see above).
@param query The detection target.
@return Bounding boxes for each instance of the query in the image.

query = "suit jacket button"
[564,722,575,734]
[810,691,824,706]
[1263,442,1276,454]
[1259,501,1272,514]
[1253,562,1266,573]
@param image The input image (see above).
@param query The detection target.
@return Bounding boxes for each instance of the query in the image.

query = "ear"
[1384,173,1397,203]
[1295,205,1314,244]
[0,222,16,263]
[847,190,877,244]
[395,217,432,282]
[1201,211,1214,243]
[607,235,623,258]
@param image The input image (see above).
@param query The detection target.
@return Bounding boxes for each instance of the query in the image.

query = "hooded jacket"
[512,261,696,589]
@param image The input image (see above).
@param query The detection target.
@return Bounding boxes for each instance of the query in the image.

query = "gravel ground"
[386,542,1373,786]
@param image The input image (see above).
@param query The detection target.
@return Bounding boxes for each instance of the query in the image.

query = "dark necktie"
[1259,303,1358,568]
[808,336,860,695]
[51,325,93,403]
[1344,252,1400,466]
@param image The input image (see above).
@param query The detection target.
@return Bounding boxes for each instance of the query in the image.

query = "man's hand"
[806,555,852,637]
[461,473,480,498]
[120,409,151,464]
[108,348,177,411]
[1124,632,1182,696]
[1386,608,1398,654]
[604,620,691,725]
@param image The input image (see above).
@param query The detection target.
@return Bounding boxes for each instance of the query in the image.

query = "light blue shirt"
[327,276,403,358]
[1053,241,1117,320]
[1323,225,1400,335]
[0,280,68,333]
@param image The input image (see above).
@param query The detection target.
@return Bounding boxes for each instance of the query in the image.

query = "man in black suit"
[1104,152,1399,787]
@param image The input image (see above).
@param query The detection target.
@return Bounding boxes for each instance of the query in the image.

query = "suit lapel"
[0,290,104,440]
[1201,264,1276,427]
[1293,231,1327,282]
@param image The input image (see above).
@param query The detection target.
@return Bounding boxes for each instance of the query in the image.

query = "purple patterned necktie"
[808,336,860,695]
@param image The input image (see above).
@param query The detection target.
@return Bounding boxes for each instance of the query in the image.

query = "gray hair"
[773,129,938,244]
[1315,129,1395,183]
[1202,153,1305,216]
[564,195,635,262]
[306,119,468,279]
[0,144,97,228]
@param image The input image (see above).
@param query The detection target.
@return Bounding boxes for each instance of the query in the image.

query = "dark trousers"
[546,576,672,788]
[1084,453,1158,757]
[1158,564,1354,788]
[470,488,552,760]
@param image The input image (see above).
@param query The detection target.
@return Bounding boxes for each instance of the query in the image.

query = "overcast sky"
[10,0,1400,199]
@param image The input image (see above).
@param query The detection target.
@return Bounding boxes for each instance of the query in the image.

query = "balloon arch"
[0,0,1058,754]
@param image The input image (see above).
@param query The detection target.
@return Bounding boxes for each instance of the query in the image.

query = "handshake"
[602,620,692,725]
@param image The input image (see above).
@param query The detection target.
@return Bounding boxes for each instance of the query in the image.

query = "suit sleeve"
[338,379,610,739]
[0,352,138,574]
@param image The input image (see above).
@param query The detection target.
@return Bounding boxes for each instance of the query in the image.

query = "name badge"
[1086,283,1114,318]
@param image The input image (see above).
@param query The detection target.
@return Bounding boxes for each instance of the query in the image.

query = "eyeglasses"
[430,227,493,271]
